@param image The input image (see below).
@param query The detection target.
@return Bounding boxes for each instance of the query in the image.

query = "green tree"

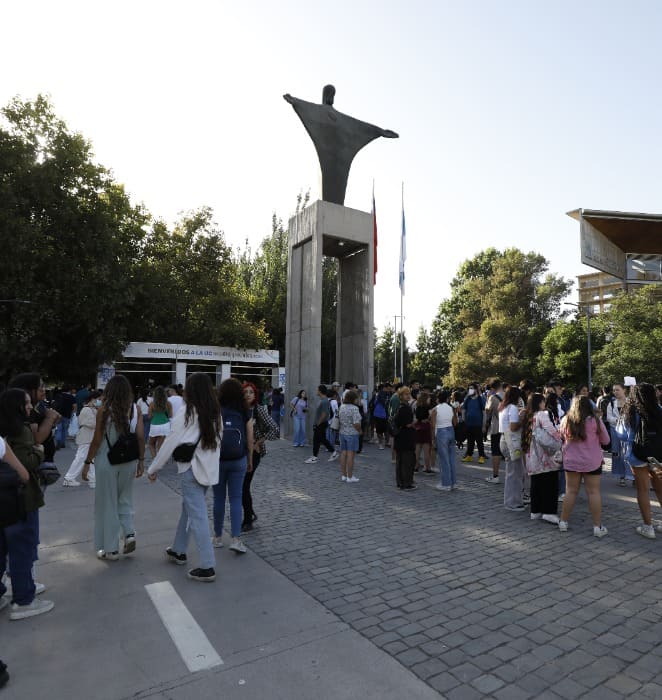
[409,325,448,386]
[374,325,409,384]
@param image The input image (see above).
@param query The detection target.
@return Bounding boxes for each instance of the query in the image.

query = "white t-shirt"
[499,404,520,433]
[168,395,184,418]
[434,403,455,429]
[137,397,153,416]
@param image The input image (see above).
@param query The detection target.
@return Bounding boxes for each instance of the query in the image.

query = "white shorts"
[149,422,171,438]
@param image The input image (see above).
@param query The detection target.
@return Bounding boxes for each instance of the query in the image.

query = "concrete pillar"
[284,200,374,439]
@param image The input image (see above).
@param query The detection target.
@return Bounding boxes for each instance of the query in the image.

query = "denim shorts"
[340,434,359,452]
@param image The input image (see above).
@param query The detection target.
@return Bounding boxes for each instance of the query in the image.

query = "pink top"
[560,416,609,472]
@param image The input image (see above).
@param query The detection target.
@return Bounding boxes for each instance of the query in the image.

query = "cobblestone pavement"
[158,439,662,699]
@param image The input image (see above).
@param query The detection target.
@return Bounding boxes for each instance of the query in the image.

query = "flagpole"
[393,315,398,381]
[400,182,405,383]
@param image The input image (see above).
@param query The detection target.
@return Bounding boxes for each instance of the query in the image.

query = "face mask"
[467,388,475,396]
[94,400,102,407]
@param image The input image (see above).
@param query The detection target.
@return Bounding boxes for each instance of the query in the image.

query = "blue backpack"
[220,407,247,460]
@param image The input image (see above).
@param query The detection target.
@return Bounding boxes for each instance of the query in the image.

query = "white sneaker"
[530,513,542,520]
[2,581,46,598]
[542,514,560,525]
[341,476,347,482]
[304,456,318,464]
[347,476,359,483]
[558,520,569,532]
[88,481,96,489]
[62,478,80,487]
[9,598,54,620]
[435,485,451,491]
[229,538,247,554]
[593,525,608,538]
[328,452,339,462]
[212,536,224,548]
[636,524,656,539]
[378,445,385,450]
[558,494,565,502]
[505,505,526,512]
[485,476,500,484]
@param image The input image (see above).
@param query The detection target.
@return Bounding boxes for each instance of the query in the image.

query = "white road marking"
[145,581,223,672]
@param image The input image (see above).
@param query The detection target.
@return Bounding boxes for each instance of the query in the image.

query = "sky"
[3,0,662,345]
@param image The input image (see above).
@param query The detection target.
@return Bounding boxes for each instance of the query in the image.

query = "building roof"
[567,209,662,254]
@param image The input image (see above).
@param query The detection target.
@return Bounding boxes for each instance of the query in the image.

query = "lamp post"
[565,302,592,391]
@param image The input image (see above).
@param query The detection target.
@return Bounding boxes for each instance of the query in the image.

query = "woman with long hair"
[242,382,279,532]
[148,373,222,581]
[558,396,609,536]
[620,383,662,539]
[82,375,145,560]
[499,386,525,512]
[430,390,458,491]
[523,392,562,524]
[290,389,308,447]
[147,386,172,459]
[213,379,254,554]
[414,390,433,473]
[0,389,54,619]
[606,383,630,486]
[393,386,417,490]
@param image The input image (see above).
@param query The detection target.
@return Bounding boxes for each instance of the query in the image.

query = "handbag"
[0,461,26,528]
[504,428,522,459]
[38,463,61,486]
[105,431,140,465]
[533,424,560,456]
[68,413,79,438]
[172,435,200,463]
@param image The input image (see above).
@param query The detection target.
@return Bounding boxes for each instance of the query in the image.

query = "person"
[290,390,308,447]
[338,389,362,483]
[328,389,340,447]
[82,375,145,560]
[167,385,184,418]
[413,390,432,473]
[431,390,457,491]
[148,386,172,459]
[461,383,486,464]
[63,390,101,488]
[483,379,503,483]
[53,385,77,449]
[558,396,609,537]
[372,384,391,450]
[618,383,662,539]
[499,386,526,512]
[242,382,279,532]
[147,373,222,581]
[393,386,417,490]
[451,390,466,449]
[605,383,630,486]
[0,390,54,620]
[523,393,562,524]
[137,389,153,442]
[213,378,254,554]
[270,388,284,429]
[304,385,338,464]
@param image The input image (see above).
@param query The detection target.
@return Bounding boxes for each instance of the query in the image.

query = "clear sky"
[3,0,662,344]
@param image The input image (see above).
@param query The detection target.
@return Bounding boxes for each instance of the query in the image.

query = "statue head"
[322,84,336,106]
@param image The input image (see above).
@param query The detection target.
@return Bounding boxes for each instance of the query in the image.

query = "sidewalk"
[1,441,439,700]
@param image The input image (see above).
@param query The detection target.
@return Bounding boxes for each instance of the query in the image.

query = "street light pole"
[564,302,592,391]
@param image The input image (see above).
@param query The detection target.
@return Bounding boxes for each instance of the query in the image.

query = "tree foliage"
[374,325,409,384]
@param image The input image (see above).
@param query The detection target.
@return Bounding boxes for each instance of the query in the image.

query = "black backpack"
[220,407,247,460]
[633,409,662,462]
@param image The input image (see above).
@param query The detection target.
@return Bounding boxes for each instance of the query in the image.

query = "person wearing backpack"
[619,383,662,539]
[213,378,253,554]
[148,373,222,581]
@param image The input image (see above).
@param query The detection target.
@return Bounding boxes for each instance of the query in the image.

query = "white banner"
[122,342,279,365]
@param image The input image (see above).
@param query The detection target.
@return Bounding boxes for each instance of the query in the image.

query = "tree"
[374,325,409,384]
[409,325,448,386]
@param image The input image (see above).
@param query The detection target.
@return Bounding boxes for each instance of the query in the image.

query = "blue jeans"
[271,410,281,428]
[436,427,456,487]
[213,457,247,538]
[172,468,215,569]
[55,417,70,447]
[609,426,630,479]
[293,415,306,446]
[142,416,151,442]
[0,515,39,605]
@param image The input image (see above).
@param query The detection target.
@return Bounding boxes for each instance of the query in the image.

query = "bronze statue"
[284,85,398,205]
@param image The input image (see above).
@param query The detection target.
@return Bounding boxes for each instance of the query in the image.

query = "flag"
[372,184,378,285]
[399,200,406,295]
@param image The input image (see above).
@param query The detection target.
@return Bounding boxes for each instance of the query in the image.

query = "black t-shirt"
[394,404,416,451]
[54,392,76,419]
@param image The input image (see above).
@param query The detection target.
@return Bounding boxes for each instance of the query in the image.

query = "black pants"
[465,425,485,457]
[396,449,416,488]
[242,452,261,523]
[530,470,559,515]
[313,423,334,457]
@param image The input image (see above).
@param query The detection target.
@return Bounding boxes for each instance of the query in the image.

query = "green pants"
[94,454,136,553]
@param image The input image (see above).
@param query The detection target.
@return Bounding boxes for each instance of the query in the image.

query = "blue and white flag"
[399,202,406,295]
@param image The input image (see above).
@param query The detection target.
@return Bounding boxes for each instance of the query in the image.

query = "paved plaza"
[5,437,662,699]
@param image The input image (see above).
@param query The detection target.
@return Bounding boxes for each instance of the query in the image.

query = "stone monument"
[283,85,398,438]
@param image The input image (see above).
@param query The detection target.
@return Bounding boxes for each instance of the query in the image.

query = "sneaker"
[461,455,473,463]
[328,451,339,462]
[88,481,96,489]
[123,534,136,555]
[435,485,451,491]
[636,524,656,539]
[304,456,318,464]
[229,538,247,554]
[378,444,385,450]
[96,550,119,561]
[530,513,542,520]
[404,485,418,490]
[0,597,8,613]
[341,476,347,482]
[347,476,360,483]
[542,514,560,525]
[558,520,569,532]
[3,581,45,598]
[522,495,531,505]
[478,456,486,464]
[505,505,526,512]
[619,477,626,487]
[486,475,500,483]
[212,536,224,548]
[187,567,216,582]
[654,521,662,533]
[166,548,187,565]
[593,525,608,538]
[9,598,54,620]
[558,494,565,502]
[62,478,80,487]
